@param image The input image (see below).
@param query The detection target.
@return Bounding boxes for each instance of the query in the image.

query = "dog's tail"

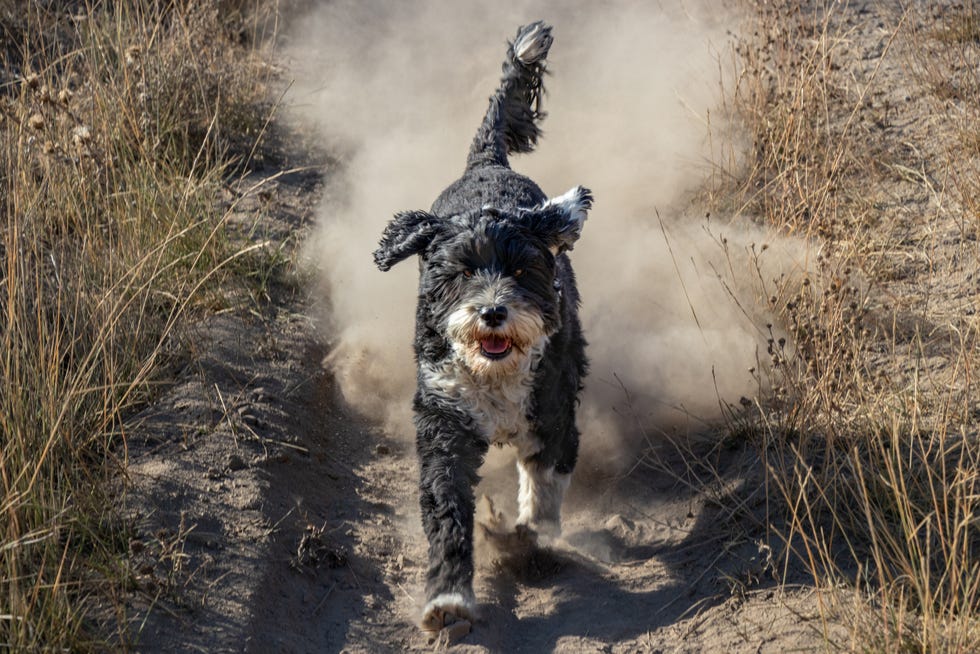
[466,21,553,170]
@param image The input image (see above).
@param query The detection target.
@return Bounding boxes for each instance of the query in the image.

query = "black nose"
[479,306,508,327]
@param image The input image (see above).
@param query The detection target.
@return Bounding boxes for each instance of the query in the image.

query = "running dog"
[373,21,591,632]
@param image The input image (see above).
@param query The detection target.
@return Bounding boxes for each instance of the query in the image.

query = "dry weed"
[703,0,980,651]
[0,1,275,649]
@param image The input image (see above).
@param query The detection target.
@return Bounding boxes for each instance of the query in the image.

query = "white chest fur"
[421,342,546,460]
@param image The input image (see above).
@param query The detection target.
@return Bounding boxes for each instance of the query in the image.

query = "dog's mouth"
[479,336,513,360]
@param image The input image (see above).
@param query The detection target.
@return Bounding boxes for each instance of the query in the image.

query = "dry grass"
[704,0,980,651]
[0,1,275,649]
[9,0,980,650]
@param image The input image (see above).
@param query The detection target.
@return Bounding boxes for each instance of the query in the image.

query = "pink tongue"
[481,336,511,354]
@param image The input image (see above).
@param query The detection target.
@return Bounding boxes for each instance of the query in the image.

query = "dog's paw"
[513,21,553,65]
[421,592,475,637]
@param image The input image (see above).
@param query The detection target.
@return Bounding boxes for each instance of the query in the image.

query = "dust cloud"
[288,1,808,470]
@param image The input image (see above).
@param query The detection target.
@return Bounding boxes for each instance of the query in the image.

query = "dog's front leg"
[415,414,488,631]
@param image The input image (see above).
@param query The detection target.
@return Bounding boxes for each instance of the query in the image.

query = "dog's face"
[431,215,557,377]
[375,186,592,378]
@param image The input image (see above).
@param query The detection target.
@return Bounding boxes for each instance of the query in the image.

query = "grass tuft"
[703,0,980,650]
[0,1,274,649]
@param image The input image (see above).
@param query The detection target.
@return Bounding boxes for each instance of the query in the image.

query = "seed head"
[72,125,92,149]
[125,45,142,65]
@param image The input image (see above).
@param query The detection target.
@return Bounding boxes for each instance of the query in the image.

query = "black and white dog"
[373,21,591,632]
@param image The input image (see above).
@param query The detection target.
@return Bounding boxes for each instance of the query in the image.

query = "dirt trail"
[113,133,835,652]
[116,178,832,653]
[109,2,954,652]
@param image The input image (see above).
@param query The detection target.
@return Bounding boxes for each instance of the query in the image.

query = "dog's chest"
[421,362,541,459]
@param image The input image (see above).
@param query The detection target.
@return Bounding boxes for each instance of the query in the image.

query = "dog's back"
[432,21,553,217]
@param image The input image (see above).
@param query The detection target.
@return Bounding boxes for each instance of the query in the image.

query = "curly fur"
[372,21,591,629]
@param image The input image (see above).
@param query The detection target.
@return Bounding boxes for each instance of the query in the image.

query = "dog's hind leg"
[415,417,488,631]
[465,21,553,170]
[515,380,583,540]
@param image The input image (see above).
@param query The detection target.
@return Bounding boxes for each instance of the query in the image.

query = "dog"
[373,21,591,633]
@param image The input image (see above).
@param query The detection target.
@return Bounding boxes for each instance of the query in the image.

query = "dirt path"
[115,186,833,652]
[111,127,838,652]
[111,0,980,650]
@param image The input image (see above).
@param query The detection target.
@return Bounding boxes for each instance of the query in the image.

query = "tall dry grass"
[0,1,273,649]
[717,1,980,650]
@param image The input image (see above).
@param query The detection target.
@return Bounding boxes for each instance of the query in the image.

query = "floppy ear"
[519,186,593,255]
[373,210,442,271]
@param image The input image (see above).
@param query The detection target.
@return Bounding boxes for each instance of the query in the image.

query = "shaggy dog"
[373,21,591,632]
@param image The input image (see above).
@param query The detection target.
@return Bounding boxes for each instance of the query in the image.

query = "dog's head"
[374,186,592,378]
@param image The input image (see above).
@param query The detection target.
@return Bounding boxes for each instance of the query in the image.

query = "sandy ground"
[115,267,841,654]
[111,108,838,654]
[108,0,980,651]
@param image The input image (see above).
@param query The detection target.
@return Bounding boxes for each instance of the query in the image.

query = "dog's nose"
[479,306,508,327]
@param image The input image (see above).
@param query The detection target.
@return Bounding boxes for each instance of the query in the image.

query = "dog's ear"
[373,210,443,271]
[519,186,593,255]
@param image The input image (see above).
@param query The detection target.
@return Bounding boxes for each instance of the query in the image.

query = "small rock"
[185,530,222,549]
[227,454,247,471]
[244,414,267,429]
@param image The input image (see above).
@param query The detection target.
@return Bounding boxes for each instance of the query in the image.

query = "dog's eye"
[513,269,524,278]
[462,269,473,278]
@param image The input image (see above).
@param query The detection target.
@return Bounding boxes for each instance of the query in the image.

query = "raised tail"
[466,21,553,170]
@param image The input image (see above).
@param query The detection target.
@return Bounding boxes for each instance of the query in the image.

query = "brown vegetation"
[714,1,980,649]
[5,0,980,651]
[0,1,273,648]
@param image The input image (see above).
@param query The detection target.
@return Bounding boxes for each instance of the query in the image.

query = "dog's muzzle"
[478,306,513,359]
[447,296,547,376]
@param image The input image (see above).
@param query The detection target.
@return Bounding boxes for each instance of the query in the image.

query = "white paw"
[421,592,475,633]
